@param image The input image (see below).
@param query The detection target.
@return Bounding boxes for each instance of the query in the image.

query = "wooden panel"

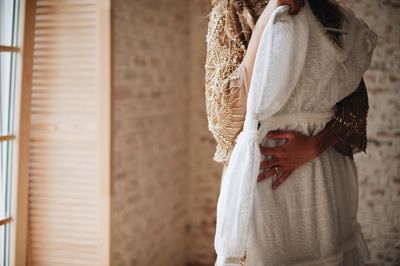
[26,0,110,265]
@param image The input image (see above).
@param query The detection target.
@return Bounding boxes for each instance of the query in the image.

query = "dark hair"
[308,0,345,45]
[215,0,345,47]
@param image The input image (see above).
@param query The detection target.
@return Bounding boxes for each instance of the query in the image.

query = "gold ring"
[274,166,280,177]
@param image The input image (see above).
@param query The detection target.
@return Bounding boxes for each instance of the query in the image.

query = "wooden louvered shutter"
[27,0,110,265]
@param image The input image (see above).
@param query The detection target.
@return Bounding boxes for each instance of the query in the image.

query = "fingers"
[272,171,291,190]
[276,0,304,15]
[260,157,279,169]
[267,130,296,140]
[258,167,293,189]
[289,3,300,15]
[291,0,305,15]
[257,173,264,182]
[257,169,276,182]
[260,146,282,156]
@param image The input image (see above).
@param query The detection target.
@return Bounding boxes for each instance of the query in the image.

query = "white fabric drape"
[214,5,309,262]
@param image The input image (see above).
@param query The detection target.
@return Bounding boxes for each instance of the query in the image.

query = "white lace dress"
[214,3,377,266]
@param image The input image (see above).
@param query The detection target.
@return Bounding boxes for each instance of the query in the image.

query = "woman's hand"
[277,0,305,15]
[258,128,340,189]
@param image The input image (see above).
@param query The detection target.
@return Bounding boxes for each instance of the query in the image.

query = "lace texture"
[204,2,248,163]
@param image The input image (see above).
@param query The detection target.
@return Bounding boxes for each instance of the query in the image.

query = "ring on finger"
[273,166,282,177]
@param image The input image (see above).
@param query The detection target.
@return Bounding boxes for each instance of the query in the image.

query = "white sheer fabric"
[214,5,308,259]
[214,2,376,265]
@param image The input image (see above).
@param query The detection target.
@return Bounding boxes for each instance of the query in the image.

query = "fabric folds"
[214,5,309,262]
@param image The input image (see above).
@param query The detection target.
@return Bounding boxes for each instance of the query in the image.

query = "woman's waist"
[257,111,334,143]
[260,111,334,125]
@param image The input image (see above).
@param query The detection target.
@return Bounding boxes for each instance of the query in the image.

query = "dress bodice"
[255,4,377,142]
[272,4,376,117]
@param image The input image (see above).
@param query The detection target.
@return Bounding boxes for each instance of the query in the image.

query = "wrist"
[311,128,340,156]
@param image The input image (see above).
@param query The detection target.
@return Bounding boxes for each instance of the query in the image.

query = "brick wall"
[111,0,190,265]
[345,0,400,264]
[187,1,219,265]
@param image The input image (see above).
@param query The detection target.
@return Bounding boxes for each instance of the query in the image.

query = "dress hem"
[215,223,370,266]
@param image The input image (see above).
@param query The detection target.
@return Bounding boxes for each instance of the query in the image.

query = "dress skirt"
[216,115,370,266]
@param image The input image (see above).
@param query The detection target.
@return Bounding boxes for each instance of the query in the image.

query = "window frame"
[0,0,23,265]
[1,0,37,265]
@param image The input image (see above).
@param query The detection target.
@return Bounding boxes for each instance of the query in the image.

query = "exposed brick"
[111,0,190,265]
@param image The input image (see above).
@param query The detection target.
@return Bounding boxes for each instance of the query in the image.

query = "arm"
[258,128,340,187]
[258,79,369,187]
[325,79,369,157]
[204,3,248,163]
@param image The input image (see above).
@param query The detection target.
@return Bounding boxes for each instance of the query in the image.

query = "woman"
[204,0,377,265]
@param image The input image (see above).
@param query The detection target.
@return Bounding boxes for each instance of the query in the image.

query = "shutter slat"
[36,0,96,7]
[36,6,95,14]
